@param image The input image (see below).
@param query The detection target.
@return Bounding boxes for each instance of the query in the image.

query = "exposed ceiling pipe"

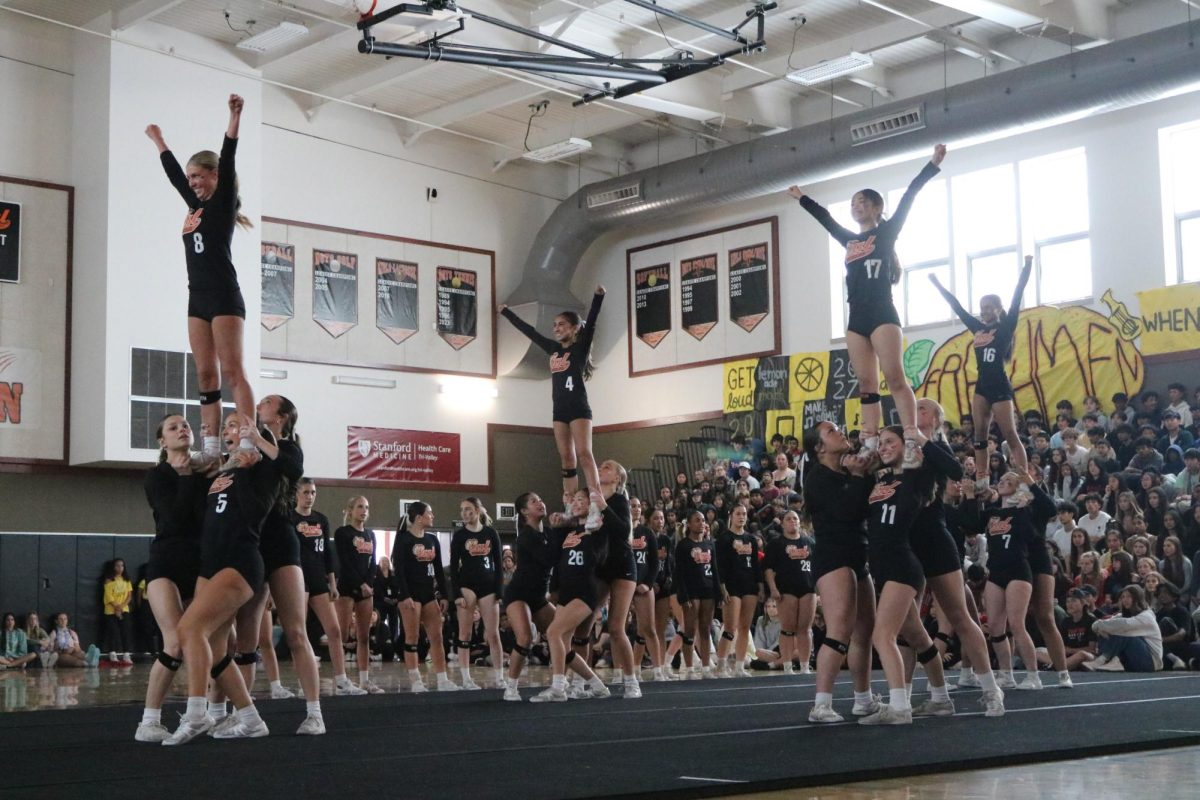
[501,20,1200,378]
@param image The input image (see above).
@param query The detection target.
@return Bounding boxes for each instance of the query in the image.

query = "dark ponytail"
[398,500,429,534]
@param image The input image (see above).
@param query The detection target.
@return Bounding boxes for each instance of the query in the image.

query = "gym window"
[1159,120,1200,284]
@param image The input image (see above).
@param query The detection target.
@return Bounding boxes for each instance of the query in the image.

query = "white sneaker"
[369,653,383,662]
[588,681,612,699]
[718,663,733,678]
[460,675,482,690]
[653,669,671,682]
[1082,655,1110,671]
[901,438,923,470]
[503,681,522,702]
[436,678,461,692]
[529,685,568,703]
[858,705,912,725]
[953,671,981,690]
[980,689,1006,717]
[135,721,170,743]
[270,684,296,700]
[334,679,367,696]
[1016,674,1044,690]
[702,665,717,679]
[208,715,238,737]
[1091,658,1125,672]
[995,672,1018,689]
[808,704,844,723]
[799,664,812,675]
[782,663,795,675]
[912,698,955,717]
[162,716,214,746]
[732,664,751,678]
[851,694,882,716]
[623,681,642,699]
[584,502,604,532]
[296,715,326,736]
[566,684,591,699]
[410,680,428,694]
[211,718,270,739]
[363,680,385,694]
[1057,673,1075,689]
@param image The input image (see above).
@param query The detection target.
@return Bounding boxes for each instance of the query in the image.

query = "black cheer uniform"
[675,538,721,602]
[200,457,284,591]
[500,292,602,423]
[981,485,1055,588]
[393,531,447,605]
[596,493,637,583]
[944,497,981,564]
[910,440,969,578]
[334,526,378,602]
[144,462,210,601]
[804,463,872,581]
[449,525,504,601]
[502,523,556,613]
[631,524,661,588]
[799,161,940,337]
[552,523,608,610]
[717,530,762,598]
[293,510,334,596]
[654,532,675,597]
[259,439,303,575]
[763,534,816,598]
[159,136,246,321]
[934,258,1032,404]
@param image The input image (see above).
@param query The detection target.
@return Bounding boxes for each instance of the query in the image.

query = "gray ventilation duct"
[503,21,1200,377]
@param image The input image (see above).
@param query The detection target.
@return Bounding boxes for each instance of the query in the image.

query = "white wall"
[577,90,1200,426]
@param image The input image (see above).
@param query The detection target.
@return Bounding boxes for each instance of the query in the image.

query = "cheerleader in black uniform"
[910,399,1005,714]
[981,468,1055,690]
[590,460,641,698]
[675,511,723,678]
[501,493,558,702]
[136,415,211,743]
[164,418,285,745]
[629,497,665,681]
[763,510,816,676]
[931,257,1033,480]
[530,494,612,702]
[649,509,681,676]
[145,96,256,465]
[293,479,364,695]
[1025,494,1074,689]
[715,505,763,678]
[450,497,505,690]
[788,145,947,467]
[335,497,383,694]
[500,287,606,528]
[394,502,460,693]
[802,422,879,723]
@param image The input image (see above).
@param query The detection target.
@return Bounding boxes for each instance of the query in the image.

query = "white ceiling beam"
[722,5,972,95]
[845,66,894,99]
[627,0,808,60]
[529,0,618,28]
[405,82,550,145]
[304,60,438,117]
[929,0,1113,42]
[113,0,188,31]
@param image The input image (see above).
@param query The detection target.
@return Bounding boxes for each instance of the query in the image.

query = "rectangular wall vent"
[849,104,926,146]
[586,182,641,209]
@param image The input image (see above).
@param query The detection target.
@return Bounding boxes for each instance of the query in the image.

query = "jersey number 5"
[214,493,227,514]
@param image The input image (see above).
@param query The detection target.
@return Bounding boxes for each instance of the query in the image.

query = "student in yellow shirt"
[103,558,135,665]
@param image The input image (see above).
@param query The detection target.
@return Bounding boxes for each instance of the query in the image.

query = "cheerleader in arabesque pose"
[450,497,506,690]
[145,95,256,465]
[930,256,1033,481]
[393,502,460,693]
[787,144,947,467]
[500,286,606,528]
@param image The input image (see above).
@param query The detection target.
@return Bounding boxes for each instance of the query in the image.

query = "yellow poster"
[723,358,758,413]
[1137,283,1200,356]
[788,351,830,403]
[765,408,802,440]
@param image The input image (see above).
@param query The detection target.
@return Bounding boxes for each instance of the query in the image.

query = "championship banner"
[754,355,790,411]
[436,267,477,350]
[634,264,671,348]
[0,347,41,429]
[729,242,769,332]
[260,242,294,331]
[347,426,461,484]
[680,254,718,340]
[1137,283,1200,356]
[313,249,358,338]
[0,200,20,283]
[723,358,757,413]
[376,258,419,345]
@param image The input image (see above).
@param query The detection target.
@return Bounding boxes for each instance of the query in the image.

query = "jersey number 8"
[193,232,204,254]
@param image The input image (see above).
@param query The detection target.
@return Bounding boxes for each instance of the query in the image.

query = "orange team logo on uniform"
[690,547,712,565]
[869,480,901,504]
[208,474,233,494]
[182,208,203,234]
[987,517,1013,536]
[733,539,755,556]
[785,544,811,560]
[413,544,437,562]
[466,540,492,556]
[296,522,323,538]
[631,535,648,550]
[562,531,584,549]
[549,352,571,373]
[972,329,997,349]
[353,536,374,554]
[0,208,12,230]
[845,235,876,263]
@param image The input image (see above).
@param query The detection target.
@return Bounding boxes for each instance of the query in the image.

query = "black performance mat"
[3,672,1200,799]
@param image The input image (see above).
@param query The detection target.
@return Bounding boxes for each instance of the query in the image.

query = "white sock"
[930,683,950,703]
[206,700,226,720]
[624,673,638,685]
[359,670,370,685]
[853,689,873,705]
[141,707,161,725]
[815,691,833,707]
[461,665,472,679]
[335,673,351,686]
[269,680,283,691]
[188,697,209,721]
[552,674,567,690]
[235,704,262,726]
[203,436,219,456]
[976,669,999,691]
[958,666,972,681]
[494,669,505,685]
[436,671,450,684]
[905,683,913,699]
[653,667,664,679]
[889,688,911,711]
[306,701,322,717]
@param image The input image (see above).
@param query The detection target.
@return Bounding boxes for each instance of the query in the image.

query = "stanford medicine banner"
[347,427,462,484]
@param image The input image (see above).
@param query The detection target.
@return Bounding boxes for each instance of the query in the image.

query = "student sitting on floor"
[1085,585,1162,672]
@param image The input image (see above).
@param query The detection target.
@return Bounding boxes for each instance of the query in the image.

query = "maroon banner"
[347,426,461,484]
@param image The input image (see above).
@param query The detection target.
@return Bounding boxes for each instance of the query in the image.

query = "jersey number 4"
[564,376,574,392]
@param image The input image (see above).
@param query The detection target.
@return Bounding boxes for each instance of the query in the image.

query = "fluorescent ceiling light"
[786,52,874,86]
[236,21,309,53]
[438,379,498,399]
[260,368,288,380]
[927,0,1041,30]
[332,375,396,388]
[522,138,592,163]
